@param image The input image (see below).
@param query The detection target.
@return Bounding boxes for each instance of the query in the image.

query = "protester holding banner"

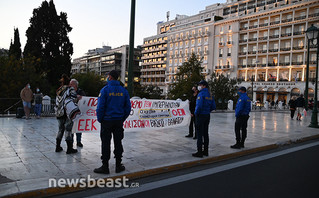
[186,86,198,139]
[94,70,131,174]
[55,74,78,154]
[193,80,216,158]
[70,79,86,148]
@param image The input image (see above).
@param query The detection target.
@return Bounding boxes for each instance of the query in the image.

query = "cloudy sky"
[0,0,220,59]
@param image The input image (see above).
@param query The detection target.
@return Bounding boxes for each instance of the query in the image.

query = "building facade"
[143,0,318,102]
[71,45,141,86]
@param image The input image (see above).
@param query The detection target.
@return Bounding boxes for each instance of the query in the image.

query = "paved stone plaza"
[0,111,319,196]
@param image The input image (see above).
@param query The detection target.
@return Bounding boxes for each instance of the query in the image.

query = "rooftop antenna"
[167,11,170,21]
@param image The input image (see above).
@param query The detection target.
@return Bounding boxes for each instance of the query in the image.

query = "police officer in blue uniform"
[193,80,216,158]
[231,87,251,149]
[94,70,131,174]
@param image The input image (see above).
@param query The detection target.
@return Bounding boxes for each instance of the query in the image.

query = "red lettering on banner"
[144,101,152,108]
[91,119,97,130]
[123,120,150,129]
[172,109,178,116]
[88,98,98,107]
[78,119,85,131]
[172,109,185,116]
[130,100,143,109]
[85,119,90,131]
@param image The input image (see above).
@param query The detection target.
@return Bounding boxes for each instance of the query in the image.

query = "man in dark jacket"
[94,70,131,174]
[296,94,305,121]
[192,80,216,158]
[186,86,198,139]
[70,79,86,147]
[231,87,251,149]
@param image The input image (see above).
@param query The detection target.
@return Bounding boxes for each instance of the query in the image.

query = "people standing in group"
[69,79,86,148]
[94,70,131,174]
[295,94,305,121]
[55,74,78,154]
[288,96,297,120]
[192,80,216,158]
[186,86,198,139]
[20,83,33,119]
[33,87,43,119]
[231,87,251,149]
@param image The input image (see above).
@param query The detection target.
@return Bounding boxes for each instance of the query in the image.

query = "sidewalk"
[1,111,319,197]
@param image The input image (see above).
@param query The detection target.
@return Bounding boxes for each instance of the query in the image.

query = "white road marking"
[87,141,319,198]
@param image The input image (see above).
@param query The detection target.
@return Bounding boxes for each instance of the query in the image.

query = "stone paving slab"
[0,111,319,197]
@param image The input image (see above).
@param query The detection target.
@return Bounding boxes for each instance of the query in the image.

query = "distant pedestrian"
[186,86,198,139]
[94,70,131,174]
[55,74,78,154]
[20,83,33,119]
[192,80,216,158]
[69,79,86,148]
[231,87,251,149]
[295,94,305,121]
[33,87,43,118]
[288,96,297,120]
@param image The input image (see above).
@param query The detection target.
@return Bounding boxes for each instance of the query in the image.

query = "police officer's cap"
[198,80,208,87]
[108,70,119,80]
[238,87,247,92]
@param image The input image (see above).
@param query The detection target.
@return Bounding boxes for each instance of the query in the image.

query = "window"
[170,44,173,48]
[285,42,290,48]
[219,59,223,66]
[205,27,209,33]
[220,26,223,33]
[262,58,267,64]
[274,43,278,49]
[228,25,232,31]
[228,35,232,42]
[285,56,290,63]
[204,38,208,43]
[311,53,316,61]
[220,37,224,43]
[252,58,256,64]
[263,45,267,50]
[263,31,268,37]
[243,59,247,65]
[253,46,257,52]
[274,29,279,36]
[219,49,223,55]
[175,43,178,48]
[297,55,303,62]
[253,33,257,38]
[299,25,305,32]
[228,48,231,54]
[169,60,172,64]
[192,30,195,35]
[298,40,304,47]
[204,46,208,52]
[185,49,188,54]
[243,47,247,52]
[185,41,189,46]
[197,47,201,52]
[244,35,248,40]
[191,40,195,45]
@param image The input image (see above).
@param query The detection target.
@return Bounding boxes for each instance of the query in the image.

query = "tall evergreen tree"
[168,53,204,100]
[24,0,73,90]
[8,28,22,60]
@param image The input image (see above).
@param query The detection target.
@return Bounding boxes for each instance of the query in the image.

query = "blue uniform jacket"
[195,88,216,115]
[235,93,251,117]
[96,80,131,122]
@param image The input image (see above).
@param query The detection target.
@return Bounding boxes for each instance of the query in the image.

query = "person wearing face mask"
[192,80,216,158]
[231,87,251,149]
[186,86,199,139]
[20,83,33,119]
[33,87,43,118]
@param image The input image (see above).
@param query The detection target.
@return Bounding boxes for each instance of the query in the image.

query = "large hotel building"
[141,0,319,102]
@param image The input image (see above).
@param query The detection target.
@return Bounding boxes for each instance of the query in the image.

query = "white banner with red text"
[72,96,191,133]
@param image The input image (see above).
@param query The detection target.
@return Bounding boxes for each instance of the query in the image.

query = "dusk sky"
[0,0,220,59]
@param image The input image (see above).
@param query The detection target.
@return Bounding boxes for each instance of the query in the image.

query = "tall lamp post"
[127,0,136,97]
[306,24,319,128]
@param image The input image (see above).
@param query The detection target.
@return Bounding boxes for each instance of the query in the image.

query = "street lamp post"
[306,24,319,128]
[305,37,310,111]
[127,0,136,97]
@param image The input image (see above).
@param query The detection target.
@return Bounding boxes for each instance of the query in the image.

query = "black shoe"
[240,142,245,148]
[66,140,78,154]
[77,142,83,147]
[94,165,110,174]
[55,146,63,152]
[185,134,193,138]
[115,164,126,173]
[230,143,241,149]
[193,136,197,140]
[203,150,208,156]
[192,151,203,158]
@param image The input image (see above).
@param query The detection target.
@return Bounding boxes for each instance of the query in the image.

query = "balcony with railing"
[309,60,317,64]
[280,47,291,51]
[248,51,257,55]
[239,26,248,31]
[258,49,268,53]
[268,63,277,67]
[279,62,290,66]
[249,25,258,29]
[239,39,248,43]
[295,15,306,21]
[293,31,305,36]
[269,35,279,39]
[259,23,269,27]
[281,33,292,37]
[282,18,293,23]
[291,61,303,65]
[309,13,319,18]
[239,52,247,55]
[293,46,304,50]
[227,53,231,56]
[215,65,223,69]
[248,38,257,42]
[259,36,268,41]
[227,41,233,45]
[269,48,279,52]
[223,65,233,70]
[219,42,224,46]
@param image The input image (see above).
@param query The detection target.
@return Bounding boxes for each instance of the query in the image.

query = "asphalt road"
[122,143,319,198]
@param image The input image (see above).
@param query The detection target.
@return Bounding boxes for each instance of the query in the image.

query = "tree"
[71,72,105,97]
[24,0,73,90]
[133,83,164,99]
[208,72,242,110]
[8,28,22,60]
[168,53,204,100]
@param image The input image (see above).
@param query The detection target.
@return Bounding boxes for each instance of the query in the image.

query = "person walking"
[192,80,216,158]
[69,79,86,147]
[94,70,131,174]
[186,86,198,139]
[55,74,78,154]
[295,94,306,121]
[34,87,43,118]
[231,87,251,149]
[288,96,297,120]
[20,83,33,119]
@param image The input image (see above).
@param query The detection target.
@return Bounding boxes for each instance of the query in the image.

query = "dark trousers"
[235,115,250,143]
[290,110,295,119]
[100,120,124,162]
[188,115,197,137]
[196,114,210,151]
[76,133,82,143]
